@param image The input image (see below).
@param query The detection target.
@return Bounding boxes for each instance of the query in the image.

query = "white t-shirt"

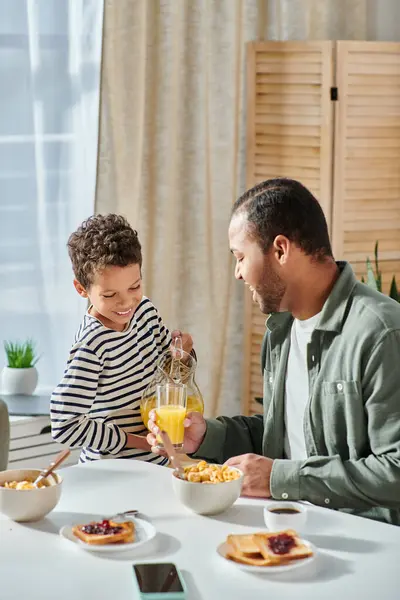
[283,312,321,460]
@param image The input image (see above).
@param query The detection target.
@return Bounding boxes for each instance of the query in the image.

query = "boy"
[50,214,193,464]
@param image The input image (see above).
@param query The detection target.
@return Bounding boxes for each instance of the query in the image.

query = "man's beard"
[254,267,286,315]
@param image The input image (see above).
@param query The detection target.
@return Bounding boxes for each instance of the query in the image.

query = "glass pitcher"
[140,341,204,430]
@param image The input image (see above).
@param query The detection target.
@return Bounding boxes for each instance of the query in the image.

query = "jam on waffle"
[225,529,312,566]
[72,518,135,545]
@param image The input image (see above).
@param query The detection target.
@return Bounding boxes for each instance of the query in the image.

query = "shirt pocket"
[321,379,366,457]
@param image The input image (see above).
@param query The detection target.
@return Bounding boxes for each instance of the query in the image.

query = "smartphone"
[132,563,187,600]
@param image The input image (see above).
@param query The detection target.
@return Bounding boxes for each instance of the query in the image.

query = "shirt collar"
[266,261,357,334]
[316,261,357,332]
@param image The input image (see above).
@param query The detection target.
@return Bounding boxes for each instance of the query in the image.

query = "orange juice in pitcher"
[140,340,204,430]
[141,394,203,429]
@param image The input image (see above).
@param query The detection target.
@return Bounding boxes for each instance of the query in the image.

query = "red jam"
[81,519,122,535]
[268,533,296,555]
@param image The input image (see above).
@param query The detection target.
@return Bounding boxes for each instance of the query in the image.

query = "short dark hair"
[232,178,333,259]
[67,214,142,288]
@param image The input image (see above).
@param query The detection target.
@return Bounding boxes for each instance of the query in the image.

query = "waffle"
[225,529,312,566]
[72,519,135,545]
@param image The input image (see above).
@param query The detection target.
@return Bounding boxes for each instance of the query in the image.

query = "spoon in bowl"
[159,430,185,480]
[33,448,71,487]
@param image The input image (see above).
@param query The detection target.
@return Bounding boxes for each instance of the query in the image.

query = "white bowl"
[0,468,63,522]
[172,467,243,515]
[263,501,307,532]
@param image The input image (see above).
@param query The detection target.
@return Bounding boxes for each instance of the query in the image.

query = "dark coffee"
[268,508,300,514]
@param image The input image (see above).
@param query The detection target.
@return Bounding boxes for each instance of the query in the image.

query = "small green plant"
[362,242,399,302]
[4,340,40,368]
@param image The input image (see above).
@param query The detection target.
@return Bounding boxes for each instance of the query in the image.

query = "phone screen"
[133,563,184,594]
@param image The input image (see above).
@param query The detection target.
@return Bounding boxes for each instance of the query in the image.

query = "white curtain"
[266,0,400,41]
[0,0,104,393]
[96,0,400,418]
[96,0,269,418]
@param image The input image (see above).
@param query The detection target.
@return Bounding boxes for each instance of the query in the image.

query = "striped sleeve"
[50,345,127,454]
[156,312,171,356]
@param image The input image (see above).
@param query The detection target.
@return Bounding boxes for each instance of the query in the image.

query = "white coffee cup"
[263,501,307,532]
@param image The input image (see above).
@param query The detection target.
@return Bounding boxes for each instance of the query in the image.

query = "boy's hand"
[171,330,193,355]
[147,409,206,455]
[125,433,151,451]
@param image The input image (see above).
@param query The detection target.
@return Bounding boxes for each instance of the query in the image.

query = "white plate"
[59,517,156,553]
[216,539,317,573]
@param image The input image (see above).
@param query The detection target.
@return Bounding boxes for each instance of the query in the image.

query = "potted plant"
[1,339,40,395]
[362,242,399,302]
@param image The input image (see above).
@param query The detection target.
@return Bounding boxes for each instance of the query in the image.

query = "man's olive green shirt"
[194,262,400,524]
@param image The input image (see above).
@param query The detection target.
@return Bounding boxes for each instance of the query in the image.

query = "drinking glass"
[155,383,187,451]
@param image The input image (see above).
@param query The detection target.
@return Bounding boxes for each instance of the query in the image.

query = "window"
[0,0,103,392]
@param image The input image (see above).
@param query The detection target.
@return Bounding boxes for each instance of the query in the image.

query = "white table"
[1,459,400,600]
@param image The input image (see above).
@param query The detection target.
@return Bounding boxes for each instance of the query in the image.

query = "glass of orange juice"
[155,383,187,451]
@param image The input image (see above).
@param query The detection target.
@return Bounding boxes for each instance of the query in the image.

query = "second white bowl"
[0,468,63,522]
[172,466,243,515]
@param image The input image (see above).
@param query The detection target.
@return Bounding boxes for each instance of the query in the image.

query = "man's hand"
[147,410,206,455]
[225,454,274,498]
[171,330,193,355]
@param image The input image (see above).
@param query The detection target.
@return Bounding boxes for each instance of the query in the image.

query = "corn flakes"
[183,461,240,484]
[1,479,47,490]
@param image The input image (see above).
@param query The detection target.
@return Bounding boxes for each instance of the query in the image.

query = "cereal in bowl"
[183,461,240,484]
[1,479,48,490]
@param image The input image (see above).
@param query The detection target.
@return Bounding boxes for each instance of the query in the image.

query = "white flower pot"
[1,367,38,395]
